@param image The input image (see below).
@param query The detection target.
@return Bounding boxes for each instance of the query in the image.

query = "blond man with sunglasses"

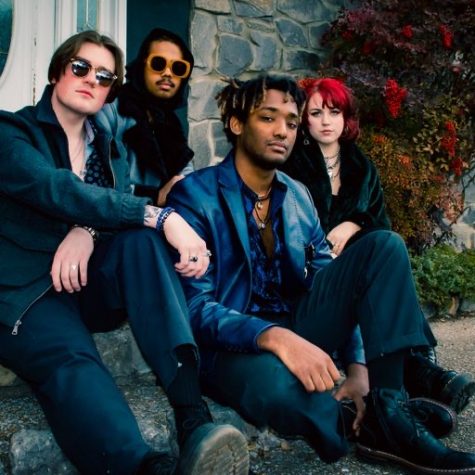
[97,28,195,208]
[0,30,249,475]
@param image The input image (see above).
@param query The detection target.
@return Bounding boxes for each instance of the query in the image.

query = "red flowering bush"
[319,0,475,251]
[384,79,407,119]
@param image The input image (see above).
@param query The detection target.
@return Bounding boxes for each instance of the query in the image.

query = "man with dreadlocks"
[167,74,475,474]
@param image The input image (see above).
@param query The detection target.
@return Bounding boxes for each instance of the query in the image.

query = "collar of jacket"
[34,85,120,177]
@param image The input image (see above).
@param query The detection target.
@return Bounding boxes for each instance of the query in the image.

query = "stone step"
[0,325,276,474]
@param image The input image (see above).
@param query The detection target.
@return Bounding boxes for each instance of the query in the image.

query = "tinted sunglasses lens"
[71,60,90,78]
[95,70,115,87]
[171,60,188,77]
[150,56,167,72]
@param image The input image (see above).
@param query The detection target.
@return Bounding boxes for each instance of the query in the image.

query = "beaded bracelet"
[155,207,175,233]
[72,224,99,243]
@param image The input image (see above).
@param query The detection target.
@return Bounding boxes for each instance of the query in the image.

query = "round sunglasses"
[69,58,117,87]
[145,55,191,78]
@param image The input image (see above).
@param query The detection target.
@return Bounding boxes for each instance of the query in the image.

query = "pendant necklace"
[324,150,341,181]
[254,200,271,230]
[255,185,272,210]
[70,139,86,179]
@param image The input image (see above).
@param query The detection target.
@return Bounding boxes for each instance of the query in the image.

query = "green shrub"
[410,245,475,315]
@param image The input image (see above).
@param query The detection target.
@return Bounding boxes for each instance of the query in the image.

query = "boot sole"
[356,443,475,475]
[176,423,249,475]
[441,374,475,414]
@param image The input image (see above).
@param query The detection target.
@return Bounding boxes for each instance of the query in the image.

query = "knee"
[364,230,408,256]
[112,229,170,261]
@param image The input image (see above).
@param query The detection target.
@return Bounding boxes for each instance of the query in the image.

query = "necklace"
[255,185,272,210]
[69,134,86,178]
[254,201,271,230]
[323,150,340,161]
[324,152,341,181]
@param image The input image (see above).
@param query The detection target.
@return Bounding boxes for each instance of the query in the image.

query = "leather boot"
[341,396,457,440]
[174,400,249,475]
[405,353,475,413]
[409,397,457,438]
[357,388,475,474]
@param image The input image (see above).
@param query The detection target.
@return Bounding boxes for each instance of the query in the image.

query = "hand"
[257,327,342,392]
[163,211,210,279]
[327,221,362,256]
[334,363,369,435]
[50,227,94,293]
[157,175,184,207]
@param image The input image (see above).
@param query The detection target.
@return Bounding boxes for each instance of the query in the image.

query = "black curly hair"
[216,74,306,145]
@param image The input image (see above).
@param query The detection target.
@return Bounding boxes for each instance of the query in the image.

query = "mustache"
[155,79,175,87]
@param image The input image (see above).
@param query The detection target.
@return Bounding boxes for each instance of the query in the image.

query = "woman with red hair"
[282,77,475,415]
[283,77,389,255]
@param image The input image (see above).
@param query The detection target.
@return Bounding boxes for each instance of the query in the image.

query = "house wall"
[187,0,351,168]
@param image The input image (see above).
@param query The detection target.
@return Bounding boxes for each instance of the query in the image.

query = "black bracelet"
[72,224,99,243]
[155,207,175,233]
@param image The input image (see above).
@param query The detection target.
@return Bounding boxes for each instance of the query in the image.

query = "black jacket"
[0,86,149,327]
[116,28,195,201]
[282,135,390,235]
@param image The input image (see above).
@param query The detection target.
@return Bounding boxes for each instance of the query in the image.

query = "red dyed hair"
[298,77,360,142]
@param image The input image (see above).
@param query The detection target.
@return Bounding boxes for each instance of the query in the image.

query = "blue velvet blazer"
[167,152,365,368]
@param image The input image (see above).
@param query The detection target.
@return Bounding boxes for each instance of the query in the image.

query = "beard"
[242,143,291,171]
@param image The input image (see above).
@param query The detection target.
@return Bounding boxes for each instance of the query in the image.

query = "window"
[0,0,12,78]
[77,0,98,31]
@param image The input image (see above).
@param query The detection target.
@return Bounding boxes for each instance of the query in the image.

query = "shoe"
[136,451,178,475]
[174,400,249,475]
[341,396,456,439]
[176,422,249,475]
[409,397,457,438]
[412,345,438,364]
[357,388,475,474]
[405,353,475,413]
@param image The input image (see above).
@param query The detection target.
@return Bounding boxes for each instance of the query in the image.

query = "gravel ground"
[0,316,473,474]
[249,315,475,475]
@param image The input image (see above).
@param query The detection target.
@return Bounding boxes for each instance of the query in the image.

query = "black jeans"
[0,229,195,474]
[201,230,431,463]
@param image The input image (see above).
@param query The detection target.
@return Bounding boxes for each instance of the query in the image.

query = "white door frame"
[0,0,127,112]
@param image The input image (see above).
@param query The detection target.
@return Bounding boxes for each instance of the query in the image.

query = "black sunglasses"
[145,55,191,78]
[69,58,117,87]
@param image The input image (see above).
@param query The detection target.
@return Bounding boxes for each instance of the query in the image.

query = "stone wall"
[186,0,474,248]
[187,0,350,168]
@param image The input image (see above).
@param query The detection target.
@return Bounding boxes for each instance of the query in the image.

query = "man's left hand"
[333,363,369,435]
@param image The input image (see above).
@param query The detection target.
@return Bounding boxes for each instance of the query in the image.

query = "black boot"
[405,353,475,413]
[408,397,457,438]
[357,388,475,474]
[341,396,457,440]
[173,400,249,475]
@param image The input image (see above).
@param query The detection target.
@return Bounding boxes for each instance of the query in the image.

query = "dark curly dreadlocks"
[216,74,306,146]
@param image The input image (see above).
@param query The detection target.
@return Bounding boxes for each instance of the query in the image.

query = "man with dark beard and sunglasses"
[97,28,195,207]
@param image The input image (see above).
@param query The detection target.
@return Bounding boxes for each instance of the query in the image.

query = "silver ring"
[70,264,78,271]
[203,250,212,257]
[189,256,199,263]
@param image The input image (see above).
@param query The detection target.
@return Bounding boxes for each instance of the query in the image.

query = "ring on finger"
[70,264,78,271]
[189,255,199,263]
